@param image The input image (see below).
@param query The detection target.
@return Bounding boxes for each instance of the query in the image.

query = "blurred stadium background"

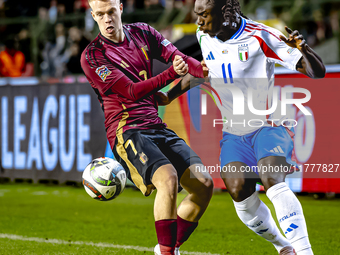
[0,0,340,254]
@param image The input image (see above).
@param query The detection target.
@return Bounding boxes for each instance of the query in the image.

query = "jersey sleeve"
[254,27,302,71]
[81,47,178,100]
[80,47,124,95]
[143,24,204,78]
[146,24,177,63]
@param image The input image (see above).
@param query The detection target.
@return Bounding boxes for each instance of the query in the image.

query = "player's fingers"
[174,60,184,71]
[295,35,304,40]
[174,55,182,62]
[174,57,183,66]
[299,39,306,47]
[182,64,189,73]
[176,64,188,76]
[173,56,184,67]
[290,30,299,37]
[176,61,186,71]
[182,65,189,75]
[279,35,288,42]
[285,26,293,34]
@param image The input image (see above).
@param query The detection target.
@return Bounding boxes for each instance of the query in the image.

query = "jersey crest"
[238,44,249,62]
[95,65,111,82]
[141,45,149,61]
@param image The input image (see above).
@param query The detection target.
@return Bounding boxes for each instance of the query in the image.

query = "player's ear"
[120,3,123,14]
[91,11,96,22]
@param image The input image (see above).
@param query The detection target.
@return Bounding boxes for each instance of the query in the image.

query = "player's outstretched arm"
[80,51,179,101]
[155,74,192,106]
[279,26,325,79]
[171,50,208,78]
[155,60,209,106]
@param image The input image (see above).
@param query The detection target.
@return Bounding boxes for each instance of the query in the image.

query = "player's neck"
[105,28,125,44]
[217,20,242,42]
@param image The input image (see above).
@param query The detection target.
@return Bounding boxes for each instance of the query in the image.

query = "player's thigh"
[113,129,173,196]
[220,136,259,201]
[254,126,297,169]
[254,126,297,189]
[158,128,203,183]
[151,163,178,192]
[220,133,258,175]
[179,164,213,197]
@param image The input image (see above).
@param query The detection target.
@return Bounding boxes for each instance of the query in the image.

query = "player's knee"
[152,165,178,193]
[161,171,178,193]
[199,176,214,198]
[260,174,284,191]
[205,177,214,190]
[225,179,249,201]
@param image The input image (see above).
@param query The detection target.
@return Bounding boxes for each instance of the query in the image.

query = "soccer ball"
[82,157,127,201]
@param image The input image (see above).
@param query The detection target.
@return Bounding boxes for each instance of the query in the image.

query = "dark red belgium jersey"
[81,23,178,149]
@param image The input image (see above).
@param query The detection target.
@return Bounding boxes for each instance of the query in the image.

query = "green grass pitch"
[0,183,339,255]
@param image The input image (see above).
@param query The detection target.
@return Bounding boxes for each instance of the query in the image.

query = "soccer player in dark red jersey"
[80,1,213,254]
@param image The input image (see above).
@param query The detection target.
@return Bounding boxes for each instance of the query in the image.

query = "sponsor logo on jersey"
[238,44,249,62]
[222,50,228,54]
[95,65,111,82]
[287,47,296,54]
[161,39,171,47]
[206,51,215,60]
[139,152,148,165]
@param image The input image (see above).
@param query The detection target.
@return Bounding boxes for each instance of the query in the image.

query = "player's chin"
[203,29,216,37]
[207,31,216,37]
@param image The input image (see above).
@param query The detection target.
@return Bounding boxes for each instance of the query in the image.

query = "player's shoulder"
[81,35,105,69]
[124,22,154,33]
[243,19,283,41]
[82,35,103,55]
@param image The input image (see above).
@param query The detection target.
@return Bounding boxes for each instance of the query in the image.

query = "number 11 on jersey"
[222,63,233,84]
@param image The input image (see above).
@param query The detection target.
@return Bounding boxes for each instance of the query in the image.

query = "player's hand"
[173,55,188,76]
[201,60,209,78]
[279,26,307,52]
[154,91,170,106]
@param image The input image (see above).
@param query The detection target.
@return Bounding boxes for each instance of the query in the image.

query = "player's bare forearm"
[297,45,326,79]
[156,74,204,105]
[167,74,193,102]
[280,26,325,79]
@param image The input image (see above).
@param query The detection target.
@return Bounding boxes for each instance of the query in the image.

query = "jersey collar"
[213,17,246,42]
[99,27,131,46]
[230,17,246,40]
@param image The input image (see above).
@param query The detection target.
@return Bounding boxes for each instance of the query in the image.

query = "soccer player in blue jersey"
[80,1,213,254]
[161,0,325,254]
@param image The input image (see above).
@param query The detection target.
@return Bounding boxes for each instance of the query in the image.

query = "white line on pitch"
[0,233,221,255]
